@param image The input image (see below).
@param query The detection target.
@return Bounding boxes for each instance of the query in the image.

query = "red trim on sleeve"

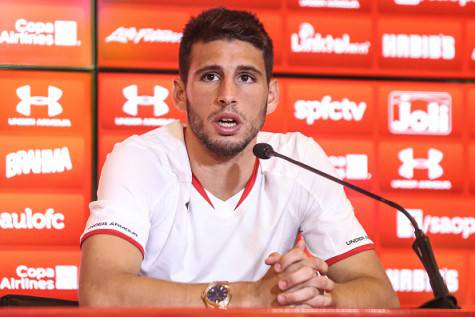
[80,229,145,258]
[191,174,215,208]
[235,158,259,209]
[325,243,375,266]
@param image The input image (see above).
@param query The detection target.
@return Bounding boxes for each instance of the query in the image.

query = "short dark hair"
[179,7,274,84]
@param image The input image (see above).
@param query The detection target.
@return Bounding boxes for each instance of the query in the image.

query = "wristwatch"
[201,281,232,309]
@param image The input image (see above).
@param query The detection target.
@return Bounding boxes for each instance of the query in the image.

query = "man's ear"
[266,78,280,115]
[173,79,187,112]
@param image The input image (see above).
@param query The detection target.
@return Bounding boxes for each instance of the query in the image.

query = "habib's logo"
[382,33,455,60]
[5,147,73,179]
[0,265,77,290]
[386,267,458,293]
[8,85,72,128]
[394,0,474,7]
[291,23,370,55]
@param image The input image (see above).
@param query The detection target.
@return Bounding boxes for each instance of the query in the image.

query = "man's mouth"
[218,118,238,128]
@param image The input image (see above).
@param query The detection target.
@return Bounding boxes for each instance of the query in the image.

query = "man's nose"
[217,77,237,106]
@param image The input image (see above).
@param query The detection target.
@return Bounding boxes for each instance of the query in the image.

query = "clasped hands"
[262,240,335,308]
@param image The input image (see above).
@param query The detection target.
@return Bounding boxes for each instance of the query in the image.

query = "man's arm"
[266,243,400,308]
[79,234,260,307]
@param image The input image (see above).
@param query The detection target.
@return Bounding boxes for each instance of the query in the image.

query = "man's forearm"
[331,276,400,308]
[79,272,257,307]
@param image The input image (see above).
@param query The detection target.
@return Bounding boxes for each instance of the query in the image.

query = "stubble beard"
[186,101,267,158]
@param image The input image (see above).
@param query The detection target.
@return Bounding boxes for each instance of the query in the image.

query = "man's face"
[176,39,278,157]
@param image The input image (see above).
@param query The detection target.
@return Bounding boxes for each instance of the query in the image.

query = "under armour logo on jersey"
[122,84,169,116]
[16,85,63,117]
[398,148,443,180]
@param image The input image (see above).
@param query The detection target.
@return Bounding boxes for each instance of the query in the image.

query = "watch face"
[207,284,229,303]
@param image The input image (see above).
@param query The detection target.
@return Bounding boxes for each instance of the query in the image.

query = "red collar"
[191,158,260,210]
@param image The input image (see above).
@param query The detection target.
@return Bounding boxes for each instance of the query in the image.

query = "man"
[79,7,399,308]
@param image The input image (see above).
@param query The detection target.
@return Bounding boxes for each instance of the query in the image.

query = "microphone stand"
[256,144,459,309]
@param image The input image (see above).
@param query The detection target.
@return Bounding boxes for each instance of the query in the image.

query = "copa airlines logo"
[291,23,371,55]
[0,208,64,230]
[8,85,72,128]
[394,0,474,7]
[390,148,452,190]
[388,91,451,135]
[298,0,361,9]
[329,154,370,180]
[397,208,475,239]
[0,265,77,291]
[386,267,458,292]
[106,27,182,44]
[0,19,80,47]
[114,84,174,127]
[5,147,73,179]
[382,33,456,60]
[294,96,367,125]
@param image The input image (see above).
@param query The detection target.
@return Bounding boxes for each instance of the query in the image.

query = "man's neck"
[184,129,257,201]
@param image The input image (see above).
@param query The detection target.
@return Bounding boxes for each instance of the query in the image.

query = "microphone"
[253,142,459,309]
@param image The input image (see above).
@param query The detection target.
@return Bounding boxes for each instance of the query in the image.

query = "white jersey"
[81,121,373,283]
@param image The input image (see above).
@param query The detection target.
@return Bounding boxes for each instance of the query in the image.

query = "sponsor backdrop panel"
[378,141,463,193]
[286,14,373,69]
[377,82,462,137]
[0,136,86,190]
[469,86,475,137]
[0,0,92,67]
[0,193,85,246]
[318,138,375,190]
[0,70,92,136]
[470,143,475,193]
[377,18,463,72]
[283,78,374,137]
[378,0,475,15]
[378,197,475,249]
[380,250,468,307]
[287,0,372,12]
[0,249,80,300]
[98,72,185,132]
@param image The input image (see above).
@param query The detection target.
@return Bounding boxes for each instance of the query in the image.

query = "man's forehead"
[188,39,266,71]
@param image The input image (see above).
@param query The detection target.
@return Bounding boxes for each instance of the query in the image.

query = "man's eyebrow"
[194,65,223,74]
[236,65,263,76]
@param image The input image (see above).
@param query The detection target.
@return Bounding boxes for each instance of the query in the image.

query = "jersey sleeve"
[297,136,374,265]
[80,137,166,256]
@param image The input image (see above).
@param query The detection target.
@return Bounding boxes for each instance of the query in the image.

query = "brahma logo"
[0,19,80,47]
[390,147,452,190]
[5,147,73,179]
[397,208,475,239]
[8,85,72,128]
[114,84,174,127]
[386,267,458,292]
[0,208,65,230]
[0,265,77,290]
[291,23,370,55]
[388,91,451,135]
[106,27,182,44]
[294,96,367,124]
[329,154,370,180]
[382,33,455,60]
[394,0,474,6]
[298,0,361,8]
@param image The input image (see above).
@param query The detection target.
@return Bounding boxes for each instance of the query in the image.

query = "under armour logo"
[398,148,443,180]
[122,85,169,116]
[16,85,63,117]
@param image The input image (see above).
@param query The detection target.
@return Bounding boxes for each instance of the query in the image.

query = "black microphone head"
[253,143,274,159]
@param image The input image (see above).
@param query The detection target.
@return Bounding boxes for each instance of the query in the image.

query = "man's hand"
[264,240,335,307]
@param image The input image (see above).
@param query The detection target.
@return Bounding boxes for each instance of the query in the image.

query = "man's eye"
[202,73,219,81]
[239,74,255,83]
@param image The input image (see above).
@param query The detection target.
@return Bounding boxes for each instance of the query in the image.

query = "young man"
[79,7,399,308]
